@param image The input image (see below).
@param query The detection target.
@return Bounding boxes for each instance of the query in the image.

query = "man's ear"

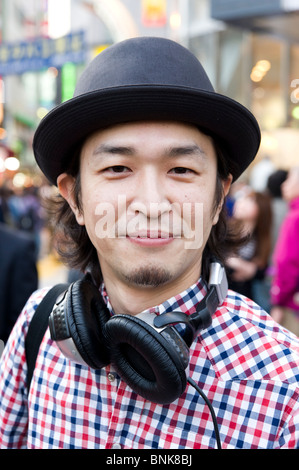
[222,173,233,199]
[57,173,85,226]
[212,173,233,226]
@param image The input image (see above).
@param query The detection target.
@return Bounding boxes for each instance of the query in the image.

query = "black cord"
[187,377,222,450]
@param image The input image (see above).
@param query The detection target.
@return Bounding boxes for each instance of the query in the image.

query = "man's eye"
[170,167,194,174]
[106,165,131,173]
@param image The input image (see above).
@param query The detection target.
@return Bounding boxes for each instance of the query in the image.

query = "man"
[0,37,298,449]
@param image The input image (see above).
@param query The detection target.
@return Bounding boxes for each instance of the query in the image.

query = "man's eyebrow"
[92,144,135,156]
[166,145,208,159]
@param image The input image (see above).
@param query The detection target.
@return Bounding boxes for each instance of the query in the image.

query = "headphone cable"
[187,377,222,450]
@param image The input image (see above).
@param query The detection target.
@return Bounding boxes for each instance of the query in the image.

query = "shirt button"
[112,443,122,449]
[108,372,116,382]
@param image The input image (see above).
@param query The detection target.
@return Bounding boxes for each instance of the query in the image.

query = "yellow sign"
[92,45,110,59]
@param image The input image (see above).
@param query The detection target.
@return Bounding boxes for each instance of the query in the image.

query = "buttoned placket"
[103,308,161,449]
[105,364,125,449]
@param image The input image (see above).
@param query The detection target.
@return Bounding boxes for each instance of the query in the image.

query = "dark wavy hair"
[46,131,242,285]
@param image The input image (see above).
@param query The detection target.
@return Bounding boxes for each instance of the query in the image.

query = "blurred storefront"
[0,0,113,186]
[0,0,299,186]
[207,0,299,171]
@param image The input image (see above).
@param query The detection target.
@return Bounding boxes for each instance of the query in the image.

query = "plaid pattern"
[0,279,299,449]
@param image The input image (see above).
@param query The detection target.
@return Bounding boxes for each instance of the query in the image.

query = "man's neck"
[102,273,201,316]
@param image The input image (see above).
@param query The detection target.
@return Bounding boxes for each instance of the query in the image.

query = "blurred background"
[1,0,299,289]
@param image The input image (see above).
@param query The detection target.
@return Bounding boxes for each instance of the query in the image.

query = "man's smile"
[127,231,176,247]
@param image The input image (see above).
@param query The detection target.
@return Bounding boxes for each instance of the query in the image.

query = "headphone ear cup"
[104,314,188,404]
[66,278,111,369]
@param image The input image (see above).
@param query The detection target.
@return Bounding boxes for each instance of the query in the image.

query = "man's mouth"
[127,230,176,246]
[128,230,175,239]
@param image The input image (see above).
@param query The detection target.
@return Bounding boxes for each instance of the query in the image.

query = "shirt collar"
[101,278,208,317]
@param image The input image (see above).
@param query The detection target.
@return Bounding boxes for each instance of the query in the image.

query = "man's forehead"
[81,121,215,158]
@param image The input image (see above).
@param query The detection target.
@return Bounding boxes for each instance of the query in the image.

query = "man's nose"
[128,170,171,218]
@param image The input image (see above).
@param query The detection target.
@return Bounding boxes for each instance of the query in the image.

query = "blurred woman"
[270,167,299,336]
[226,189,272,308]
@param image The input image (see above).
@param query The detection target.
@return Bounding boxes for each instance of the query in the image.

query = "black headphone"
[49,260,228,405]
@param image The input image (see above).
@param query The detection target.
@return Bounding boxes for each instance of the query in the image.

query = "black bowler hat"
[33,36,260,186]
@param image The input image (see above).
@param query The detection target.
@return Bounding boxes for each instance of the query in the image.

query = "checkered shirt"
[0,279,299,449]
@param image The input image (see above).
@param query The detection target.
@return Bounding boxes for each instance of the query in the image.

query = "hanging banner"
[142,0,167,27]
[0,30,86,76]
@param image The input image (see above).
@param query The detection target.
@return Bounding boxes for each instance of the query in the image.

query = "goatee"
[124,266,172,288]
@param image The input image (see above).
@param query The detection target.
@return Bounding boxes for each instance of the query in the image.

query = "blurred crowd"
[225,162,299,337]
[1,158,299,344]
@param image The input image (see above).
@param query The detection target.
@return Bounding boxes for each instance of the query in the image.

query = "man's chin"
[123,266,172,288]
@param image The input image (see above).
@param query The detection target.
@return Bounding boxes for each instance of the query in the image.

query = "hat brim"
[33,85,261,185]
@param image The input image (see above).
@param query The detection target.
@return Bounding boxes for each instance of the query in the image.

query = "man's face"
[59,121,230,308]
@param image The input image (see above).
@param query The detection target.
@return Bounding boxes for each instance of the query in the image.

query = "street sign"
[0,30,86,76]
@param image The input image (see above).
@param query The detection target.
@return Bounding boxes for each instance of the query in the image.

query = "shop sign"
[0,30,86,76]
[211,0,282,20]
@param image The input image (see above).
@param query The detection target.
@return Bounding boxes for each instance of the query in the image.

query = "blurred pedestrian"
[0,222,38,343]
[271,167,299,336]
[8,186,43,259]
[0,184,13,224]
[266,169,288,252]
[226,189,272,310]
